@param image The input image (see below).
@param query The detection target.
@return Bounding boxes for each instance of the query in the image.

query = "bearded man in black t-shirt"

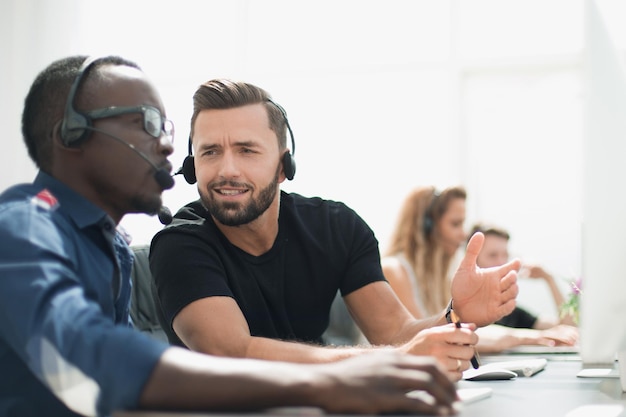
[150,79,521,381]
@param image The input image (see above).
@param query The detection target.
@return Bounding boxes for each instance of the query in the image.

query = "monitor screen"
[580,0,626,365]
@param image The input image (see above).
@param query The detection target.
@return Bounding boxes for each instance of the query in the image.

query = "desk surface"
[115,353,626,417]
[456,354,625,416]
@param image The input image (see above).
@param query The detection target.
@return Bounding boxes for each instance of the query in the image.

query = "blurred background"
[3,0,624,319]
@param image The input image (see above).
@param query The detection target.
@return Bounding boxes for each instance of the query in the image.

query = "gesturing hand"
[451,232,521,327]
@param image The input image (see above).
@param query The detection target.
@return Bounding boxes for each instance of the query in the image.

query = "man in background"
[469,223,578,351]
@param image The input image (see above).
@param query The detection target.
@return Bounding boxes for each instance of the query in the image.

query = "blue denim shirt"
[0,172,167,417]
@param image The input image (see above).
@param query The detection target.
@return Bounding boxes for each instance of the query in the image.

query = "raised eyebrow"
[234,140,261,149]
[197,142,220,152]
[196,140,262,152]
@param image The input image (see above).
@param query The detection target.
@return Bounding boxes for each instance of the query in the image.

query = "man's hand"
[521,265,552,281]
[451,232,520,327]
[315,351,459,415]
[399,323,478,381]
[475,324,579,353]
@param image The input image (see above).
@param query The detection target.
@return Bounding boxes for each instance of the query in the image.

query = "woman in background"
[382,186,578,353]
[382,186,467,319]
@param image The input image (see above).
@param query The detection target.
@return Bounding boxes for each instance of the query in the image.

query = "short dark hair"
[190,79,287,150]
[468,223,510,243]
[21,55,140,171]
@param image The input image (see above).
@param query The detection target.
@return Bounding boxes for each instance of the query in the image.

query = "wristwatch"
[445,298,454,324]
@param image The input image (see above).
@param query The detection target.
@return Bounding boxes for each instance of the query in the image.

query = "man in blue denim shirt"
[0,55,458,417]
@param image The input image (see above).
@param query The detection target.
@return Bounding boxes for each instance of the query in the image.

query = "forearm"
[140,348,460,416]
[387,312,447,345]
[139,347,325,411]
[474,325,531,353]
[345,282,446,346]
[475,325,557,353]
[245,335,373,363]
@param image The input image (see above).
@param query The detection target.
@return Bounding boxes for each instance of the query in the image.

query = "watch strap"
[445,298,454,323]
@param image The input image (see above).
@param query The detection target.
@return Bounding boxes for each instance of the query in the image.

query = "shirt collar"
[34,171,112,230]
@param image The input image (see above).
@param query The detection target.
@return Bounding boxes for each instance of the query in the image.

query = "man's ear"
[51,120,80,152]
[278,167,287,184]
[51,120,64,147]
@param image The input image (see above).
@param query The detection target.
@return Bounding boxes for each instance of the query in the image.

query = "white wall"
[2,0,602,317]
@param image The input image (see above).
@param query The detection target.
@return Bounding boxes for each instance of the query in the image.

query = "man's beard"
[201,167,280,227]
[129,194,162,217]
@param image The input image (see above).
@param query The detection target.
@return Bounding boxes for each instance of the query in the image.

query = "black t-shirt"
[150,191,386,347]
[495,306,538,329]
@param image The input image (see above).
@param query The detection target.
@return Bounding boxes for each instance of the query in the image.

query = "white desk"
[457,354,625,416]
[115,353,626,417]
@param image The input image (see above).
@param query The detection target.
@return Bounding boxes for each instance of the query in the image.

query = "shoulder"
[283,191,349,210]
[154,200,214,239]
[282,191,362,222]
[0,183,61,227]
[150,199,226,264]
[0,183,72,255]
[1,182,42,209]
[172,199,208,224]
[282,192,374,243]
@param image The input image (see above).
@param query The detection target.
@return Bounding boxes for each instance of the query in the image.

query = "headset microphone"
[157,206,173,225]
[153,169,175,190]
[83,126,176,225]
[80,126,175,190]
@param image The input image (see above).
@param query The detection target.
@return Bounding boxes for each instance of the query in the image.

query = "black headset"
[60,56,101,146]
[423,188,440,236]
[177,98,296,185]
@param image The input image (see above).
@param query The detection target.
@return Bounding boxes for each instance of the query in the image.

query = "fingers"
[448,359,469,381]
[498,269,519,316]
[411,324,478,350]
[400,392,460,416]
[542,326,579,345]
[320,352,463,416]
[500,268,518,294]
[398,358,458,397]
[446,357,467,376]
[498,298,517,317]
[465,231,485,258]
[500,257,522,274]
[535,337,557,347]
[411,325,477,381]
[322,353,460,415]
[380,356,460,415]
[400,364,459,414]
[458,231,484,270]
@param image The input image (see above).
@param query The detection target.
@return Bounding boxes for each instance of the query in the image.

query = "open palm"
[451,232,521,327]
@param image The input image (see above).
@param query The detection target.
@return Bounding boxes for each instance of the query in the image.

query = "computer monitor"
[580,0,626,365]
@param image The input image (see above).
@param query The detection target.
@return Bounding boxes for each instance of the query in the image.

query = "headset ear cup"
[423,216,433,236]
[282,151,296,181]
[181,155,197,184]
[60,56,100,147]
[60,112,90,146]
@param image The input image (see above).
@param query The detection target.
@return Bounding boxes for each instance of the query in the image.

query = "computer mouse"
[463,367,518,381]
